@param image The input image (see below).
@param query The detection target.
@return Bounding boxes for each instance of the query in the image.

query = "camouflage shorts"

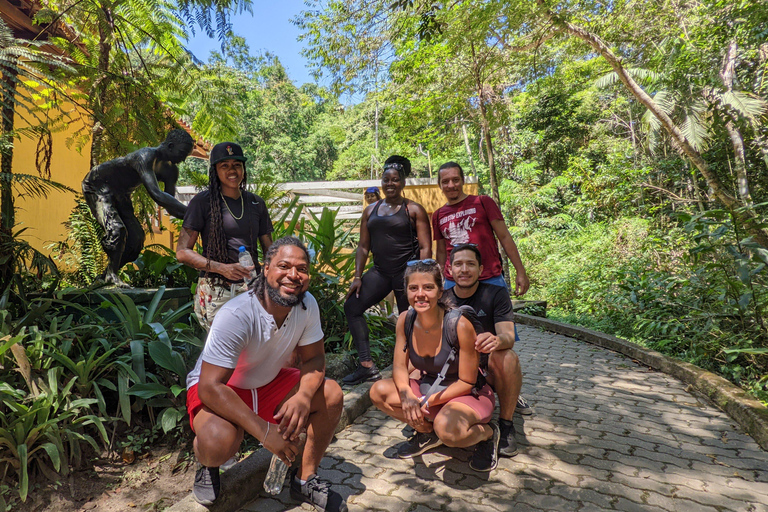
[194,277,249,331]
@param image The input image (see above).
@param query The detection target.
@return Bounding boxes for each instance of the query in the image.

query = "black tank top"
[367,199,419,274]
[406,310,460,391]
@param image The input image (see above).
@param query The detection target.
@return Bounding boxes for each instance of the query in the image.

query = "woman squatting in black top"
[342,156,432,386]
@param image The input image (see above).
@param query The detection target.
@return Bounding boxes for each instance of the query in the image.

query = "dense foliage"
[3,0,768,505]
[292,0,768,403]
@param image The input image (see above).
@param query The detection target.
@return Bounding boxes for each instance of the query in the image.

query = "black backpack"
[403,305,488,401]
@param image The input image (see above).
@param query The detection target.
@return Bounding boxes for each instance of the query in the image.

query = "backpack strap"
[447,306,488,397]
[402,307,418,352]
[417,308,471,406]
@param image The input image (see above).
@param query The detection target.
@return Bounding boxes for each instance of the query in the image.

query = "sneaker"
[516,395,533,415]
[290,469,348,512]
[220,455,238,471]
[397,431,443,459]
[341,363,381,386]
[498,419,519,457]
[470,422,500,472]
[193,465,220,505]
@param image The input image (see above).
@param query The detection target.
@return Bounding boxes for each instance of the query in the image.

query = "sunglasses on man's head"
[453,243,478,249]
[407,259,437,266]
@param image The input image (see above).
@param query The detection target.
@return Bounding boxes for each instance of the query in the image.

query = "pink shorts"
[187,367,301,431]
[409,379,496,423]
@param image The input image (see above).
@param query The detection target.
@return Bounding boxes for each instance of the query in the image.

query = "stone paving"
[241,325,768,512]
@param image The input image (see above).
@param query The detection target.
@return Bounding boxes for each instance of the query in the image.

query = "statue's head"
[161,129,195,163]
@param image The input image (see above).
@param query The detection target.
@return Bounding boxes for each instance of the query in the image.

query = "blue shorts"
[444,275,507,289]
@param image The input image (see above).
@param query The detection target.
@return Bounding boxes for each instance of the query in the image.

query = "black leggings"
[344,267,410,363]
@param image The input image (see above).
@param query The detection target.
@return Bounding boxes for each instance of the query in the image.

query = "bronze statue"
[82,129,194,287]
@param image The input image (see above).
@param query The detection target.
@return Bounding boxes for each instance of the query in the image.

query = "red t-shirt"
[432,195,504,280]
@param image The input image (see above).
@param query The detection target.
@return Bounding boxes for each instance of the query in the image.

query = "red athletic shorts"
[186,367,301,432]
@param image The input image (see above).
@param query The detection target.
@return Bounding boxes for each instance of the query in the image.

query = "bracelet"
[263,422,270,443]
[353,276,361,280]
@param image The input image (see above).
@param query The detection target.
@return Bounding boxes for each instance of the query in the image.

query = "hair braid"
[206,164,228,277]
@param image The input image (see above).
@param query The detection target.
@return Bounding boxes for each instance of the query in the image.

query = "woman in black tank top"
[368,260,499,471]
[342,156,432,386]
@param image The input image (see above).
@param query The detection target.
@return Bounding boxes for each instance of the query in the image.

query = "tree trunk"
[1,66,16,234]
[719,40,752,205]
[1,64,17,292]
[461,122,477,176]
[90,4,114,167]
[540,7,768,247]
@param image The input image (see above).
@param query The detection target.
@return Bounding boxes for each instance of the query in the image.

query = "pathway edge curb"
[516,313,768,451]
[166,377,378,511]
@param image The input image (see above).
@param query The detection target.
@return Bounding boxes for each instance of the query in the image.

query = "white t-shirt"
[186,290,324,390]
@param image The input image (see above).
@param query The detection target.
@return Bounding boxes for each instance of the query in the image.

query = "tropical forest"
[1,0,767,510]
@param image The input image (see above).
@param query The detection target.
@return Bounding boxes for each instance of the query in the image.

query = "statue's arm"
[138,160,187,219]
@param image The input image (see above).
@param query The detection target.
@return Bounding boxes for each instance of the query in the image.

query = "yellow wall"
[402,182,479,216]
[13,105,91,255]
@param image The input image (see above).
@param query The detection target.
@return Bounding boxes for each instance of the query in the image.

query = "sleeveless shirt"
[367,199,419,274]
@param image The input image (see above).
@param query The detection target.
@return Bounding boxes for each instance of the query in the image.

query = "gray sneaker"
[290,469,348,512]
[397,431,443,458]
[193,465,220,505]
[516,395,533,415]
[220,455,238,471]
[498,419,519,457]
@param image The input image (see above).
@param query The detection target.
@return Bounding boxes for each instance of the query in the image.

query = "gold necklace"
[221,192,244,220]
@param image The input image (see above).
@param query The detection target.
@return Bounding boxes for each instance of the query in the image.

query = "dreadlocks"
[205,160,249,278]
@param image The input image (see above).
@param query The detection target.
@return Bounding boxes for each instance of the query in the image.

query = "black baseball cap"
[210,142,247,166]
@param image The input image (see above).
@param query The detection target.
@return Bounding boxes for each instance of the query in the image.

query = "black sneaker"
[516,396,533,415]
[470,422,500,472]
[290,469,348,512]
[193,465,220,505]
[498,419,518,457]
[397,431,443,459]
[341,363,381,386]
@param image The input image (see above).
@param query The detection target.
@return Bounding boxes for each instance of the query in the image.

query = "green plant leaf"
[158,407,184,434]
[126,383,169,399]
[148,341,187,379]
[117,371,131,425]
[40,442,61,472]
[17,442,28,501]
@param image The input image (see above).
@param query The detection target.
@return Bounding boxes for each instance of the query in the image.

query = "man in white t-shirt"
[185,236,346,512]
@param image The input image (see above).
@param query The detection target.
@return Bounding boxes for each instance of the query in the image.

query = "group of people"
[176,143,531,512]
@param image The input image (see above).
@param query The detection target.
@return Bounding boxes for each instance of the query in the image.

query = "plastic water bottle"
[238,246,256,285]
[263,432,306,495]
[263,454,289,495]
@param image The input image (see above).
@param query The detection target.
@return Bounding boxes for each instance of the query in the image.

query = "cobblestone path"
[242,325,768,512]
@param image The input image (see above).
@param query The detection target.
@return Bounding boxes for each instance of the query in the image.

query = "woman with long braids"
[177,142,274,330]
[342,155,432,385]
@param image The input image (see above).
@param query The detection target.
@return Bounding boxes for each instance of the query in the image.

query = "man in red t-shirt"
[433,162,530,296]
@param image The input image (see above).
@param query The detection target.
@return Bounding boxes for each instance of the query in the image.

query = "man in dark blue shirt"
[443,244,526,459]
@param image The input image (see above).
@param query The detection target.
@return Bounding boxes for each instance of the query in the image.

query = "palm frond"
[1,173,78,199]
[594,68,660,89]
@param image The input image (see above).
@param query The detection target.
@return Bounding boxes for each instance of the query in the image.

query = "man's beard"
[266,280,305,307]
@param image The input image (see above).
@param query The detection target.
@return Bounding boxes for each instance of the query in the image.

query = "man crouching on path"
[185,236,347,511]
[443,243,524,458]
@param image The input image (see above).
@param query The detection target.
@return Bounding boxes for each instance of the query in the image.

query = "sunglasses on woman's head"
[407,259,437,266]
[384,162,404,172]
